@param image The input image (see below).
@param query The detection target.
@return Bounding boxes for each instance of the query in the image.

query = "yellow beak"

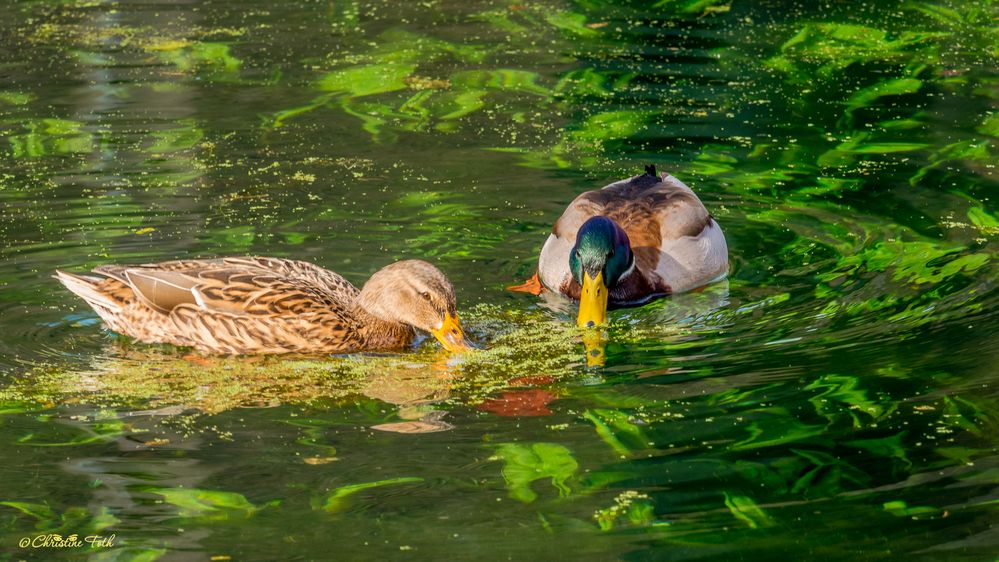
[577,271,609,328]
[431,313,470,353]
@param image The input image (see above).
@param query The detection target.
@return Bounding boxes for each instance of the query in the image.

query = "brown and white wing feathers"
[102,258,358,317]
[646,174,727,293]
[61,257,385,354]
[122,269,201,313]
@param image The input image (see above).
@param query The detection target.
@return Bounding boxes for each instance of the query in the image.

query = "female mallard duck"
[512,165,728,327]
[55,257,469,355]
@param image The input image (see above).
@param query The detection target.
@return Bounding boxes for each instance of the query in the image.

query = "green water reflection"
[0,0,996,560]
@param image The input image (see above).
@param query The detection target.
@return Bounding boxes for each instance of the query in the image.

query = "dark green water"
[1,0,997,560]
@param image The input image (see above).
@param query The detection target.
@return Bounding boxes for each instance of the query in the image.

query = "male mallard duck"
[511,166,728,327]
[55,257,469,355]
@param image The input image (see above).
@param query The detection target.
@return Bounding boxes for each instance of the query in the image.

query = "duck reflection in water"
[364,356,455,434]
[531,276,730,367]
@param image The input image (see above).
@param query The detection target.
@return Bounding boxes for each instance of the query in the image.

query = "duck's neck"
[352,292,415,351]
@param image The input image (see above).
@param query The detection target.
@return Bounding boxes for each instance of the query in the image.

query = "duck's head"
[569,216,634,328]
[358,260,470,352]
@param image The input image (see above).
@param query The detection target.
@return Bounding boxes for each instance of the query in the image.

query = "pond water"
[0,0,996,560]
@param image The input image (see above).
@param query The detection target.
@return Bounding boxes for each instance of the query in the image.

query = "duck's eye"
[609,249,615,258]
[420,291,432,301]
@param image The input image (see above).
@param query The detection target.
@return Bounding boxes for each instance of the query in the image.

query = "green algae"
[319,477,424,514]
[0,305,591,415]
[0,0,996,559]
[593,491,654,531]
[724,493,774,529]
[490,442,579,503]
[141,487,279,520]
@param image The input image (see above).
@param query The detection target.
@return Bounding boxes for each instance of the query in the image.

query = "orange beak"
[431,313,471,353]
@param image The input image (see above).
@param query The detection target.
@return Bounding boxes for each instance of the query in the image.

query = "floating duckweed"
[0,0,996,556]
[593,491,654,531]
[0,304,596,415]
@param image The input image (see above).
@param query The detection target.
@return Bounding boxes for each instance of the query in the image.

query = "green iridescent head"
[569,216,634,327]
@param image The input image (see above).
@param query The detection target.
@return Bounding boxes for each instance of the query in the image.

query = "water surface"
[0,0,996,560]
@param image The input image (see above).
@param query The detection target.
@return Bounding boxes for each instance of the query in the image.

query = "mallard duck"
[511,165,728,327]
[55,257,469,355]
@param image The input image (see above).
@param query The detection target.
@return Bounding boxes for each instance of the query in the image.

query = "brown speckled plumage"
[55,257,463,355]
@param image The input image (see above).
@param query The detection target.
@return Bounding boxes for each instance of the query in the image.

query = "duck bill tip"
[432,314,472,353]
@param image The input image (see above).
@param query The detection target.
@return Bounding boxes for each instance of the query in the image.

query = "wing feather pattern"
[57,257,385,354]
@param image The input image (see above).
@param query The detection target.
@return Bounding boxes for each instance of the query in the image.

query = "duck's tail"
[54,270,119,310]
[624,163,665,191]
[54,270,125,329]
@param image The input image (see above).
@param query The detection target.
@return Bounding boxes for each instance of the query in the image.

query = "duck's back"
[94,257,359,315]
[56,257,380,354]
